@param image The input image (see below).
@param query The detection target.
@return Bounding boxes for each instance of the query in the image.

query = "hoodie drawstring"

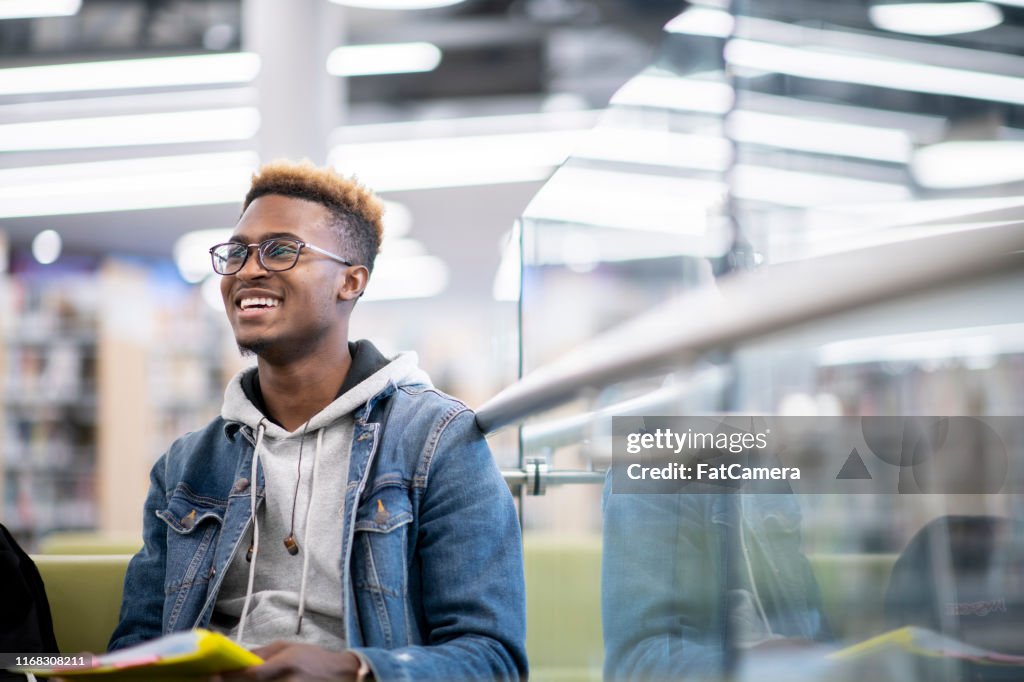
[236,420,265,644]
[295,427,324,634]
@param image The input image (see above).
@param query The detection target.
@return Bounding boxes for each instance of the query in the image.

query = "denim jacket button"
[233,478,250,493]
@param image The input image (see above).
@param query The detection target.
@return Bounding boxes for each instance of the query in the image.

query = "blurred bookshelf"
[0,260,230,551]
[1,273,100,549]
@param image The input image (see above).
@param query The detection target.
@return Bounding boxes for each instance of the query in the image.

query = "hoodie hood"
[222,343,430,439]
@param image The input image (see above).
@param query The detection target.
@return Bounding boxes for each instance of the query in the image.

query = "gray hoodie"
[211,344,430,649]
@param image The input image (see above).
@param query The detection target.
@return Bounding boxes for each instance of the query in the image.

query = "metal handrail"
[519,365,731,453]
[476,219,1024,434]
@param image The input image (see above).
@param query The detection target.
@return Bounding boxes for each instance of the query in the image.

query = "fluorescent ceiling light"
[327,42,441,76]
[803,196,1024,234]
[0,108,260,151]
[381,201,412,238]
[32,230,62,265]
[727,110,913,163]
[0,53,260,96]
[330,130,582,191]
[574,127,732,171]
[912,141,1024,189]
[664,7,734,38]
[732,165,912,207]
[328,0,466,9]
[0,151,258,218]
[0,0,80,20]
[725,39,1024,106]
[869,2,1002,36]
[611,73,734,113]
[363,253,449,301]
[175,228,233,283]
[523,166,727,235]
[818,324,1024,366]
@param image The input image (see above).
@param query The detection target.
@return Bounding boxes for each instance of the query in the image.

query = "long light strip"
[0,0,80,19]
[727,110,913,163]
[330,130,583,191]
[732,165,912,207]
[524,166,727,234]
[725,38,1024,105]
[868,2,1003,37]
[0,53,260,96]
[328,0,466,9]
[819,324,1024,367]
[912,140,1024,189]
[611,73,734,113]
[0,152,258,218]
[664,6,734,37]
[326,42,442,77]
[574,127,732,171]
[0,108,260,151]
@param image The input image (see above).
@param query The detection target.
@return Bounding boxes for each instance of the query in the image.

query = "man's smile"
[239,296,281,311]
[233,290,283,319]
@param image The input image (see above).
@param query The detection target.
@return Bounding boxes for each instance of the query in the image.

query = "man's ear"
[338,265,370,301]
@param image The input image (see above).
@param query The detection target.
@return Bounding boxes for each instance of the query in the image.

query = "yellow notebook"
[830,626,1024,666]
[14,629,262,680]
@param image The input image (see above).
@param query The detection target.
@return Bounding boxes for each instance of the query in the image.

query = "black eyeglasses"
[209,238,353,276]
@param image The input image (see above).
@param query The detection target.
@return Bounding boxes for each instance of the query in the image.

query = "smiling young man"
[108,161,527,681]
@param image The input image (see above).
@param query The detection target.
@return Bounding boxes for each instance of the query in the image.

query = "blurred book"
[15,628,261,680]
[831,625,1024,666]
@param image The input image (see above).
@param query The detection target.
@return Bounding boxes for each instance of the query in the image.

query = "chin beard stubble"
[237,341,264,357]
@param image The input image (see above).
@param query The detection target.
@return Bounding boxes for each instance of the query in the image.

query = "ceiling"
[0,0,683,296]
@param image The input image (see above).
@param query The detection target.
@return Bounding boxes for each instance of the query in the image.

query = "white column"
[243,0,347,164]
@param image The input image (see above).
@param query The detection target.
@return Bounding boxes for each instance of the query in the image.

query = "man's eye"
[265,241,298,258]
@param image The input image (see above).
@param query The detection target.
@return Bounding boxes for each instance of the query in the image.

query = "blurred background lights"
[0,0,80,20]
[868,2,1003,36]
[328,0,467,9]
[0,53,260,96]
[381,201,412,239]
[174,229,233,284]
[327,43,442,77]
[912,140,1024,189]
[32,230,62,265]
[0,108,261,152]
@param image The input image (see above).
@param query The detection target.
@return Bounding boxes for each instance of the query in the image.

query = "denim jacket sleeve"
[602,479,830,682]
[351,409,528,682]
[602,483,728,682]
[107,453,169,651]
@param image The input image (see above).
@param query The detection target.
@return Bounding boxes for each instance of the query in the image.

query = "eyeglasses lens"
[260,240,301,270]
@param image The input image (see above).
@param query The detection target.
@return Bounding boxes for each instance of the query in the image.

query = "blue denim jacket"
[109,380,528,682]
[602,479,829,681]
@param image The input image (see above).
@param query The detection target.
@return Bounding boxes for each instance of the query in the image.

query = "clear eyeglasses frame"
[209,238,353,276]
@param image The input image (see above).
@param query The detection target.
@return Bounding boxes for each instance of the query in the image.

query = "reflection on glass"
[514,0,1024,678]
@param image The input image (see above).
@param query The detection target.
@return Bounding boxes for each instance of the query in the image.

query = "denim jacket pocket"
[156,485,226,600]
[352,483,414,648]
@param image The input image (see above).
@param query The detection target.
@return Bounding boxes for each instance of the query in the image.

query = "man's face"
[220,194,354,361]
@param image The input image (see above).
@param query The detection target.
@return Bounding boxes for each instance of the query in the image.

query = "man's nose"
[236,246,269,279]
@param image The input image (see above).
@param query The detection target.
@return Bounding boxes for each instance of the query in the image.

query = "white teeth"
[239,297,280,310]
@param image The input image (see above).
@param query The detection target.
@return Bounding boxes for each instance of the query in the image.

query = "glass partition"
[509,1,1024,679]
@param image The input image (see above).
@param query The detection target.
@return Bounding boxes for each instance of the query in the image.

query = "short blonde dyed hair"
[243,160,385,272]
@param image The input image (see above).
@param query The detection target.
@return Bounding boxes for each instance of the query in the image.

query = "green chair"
[32,554,131,653]
[37,531,142,556]
[524,534,604,682]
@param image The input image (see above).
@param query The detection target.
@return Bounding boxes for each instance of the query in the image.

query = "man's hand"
[213,642,364,682]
